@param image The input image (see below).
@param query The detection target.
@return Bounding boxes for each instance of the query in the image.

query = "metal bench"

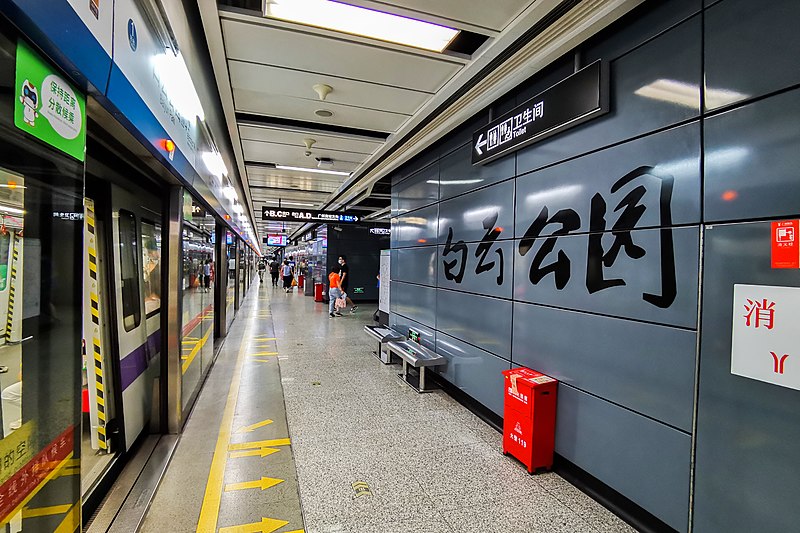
[385,339,445,393]
[363,325,405,364]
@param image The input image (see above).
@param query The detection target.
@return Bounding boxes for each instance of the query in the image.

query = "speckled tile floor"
[269,288,635,533]
[139,282,634,533]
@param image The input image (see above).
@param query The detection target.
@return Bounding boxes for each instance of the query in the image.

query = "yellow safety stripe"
[5,232,19,340]
[86,201,107,450]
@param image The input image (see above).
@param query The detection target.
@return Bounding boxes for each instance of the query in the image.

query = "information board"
[262,207,360,224]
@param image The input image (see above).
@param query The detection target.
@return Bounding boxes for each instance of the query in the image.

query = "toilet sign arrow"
[474,133,487,156]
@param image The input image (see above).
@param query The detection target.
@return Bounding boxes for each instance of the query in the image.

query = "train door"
[108,186,162,451]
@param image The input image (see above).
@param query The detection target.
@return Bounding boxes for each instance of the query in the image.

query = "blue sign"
[127,19,138,51]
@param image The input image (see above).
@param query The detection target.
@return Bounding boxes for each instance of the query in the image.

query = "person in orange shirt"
[328,268,346,318]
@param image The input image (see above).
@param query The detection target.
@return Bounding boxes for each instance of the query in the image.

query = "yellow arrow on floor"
[250,352,279,356]
[252,358,272,364]
[229,447,281,459]
[253,336,277,341]
[236,419,273,433]
[224,476,284,492]
[218,517,289,533]
[228,438,290,451]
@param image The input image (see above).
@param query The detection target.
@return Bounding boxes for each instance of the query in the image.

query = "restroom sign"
[731,284,800,391]
[771,220,799,269]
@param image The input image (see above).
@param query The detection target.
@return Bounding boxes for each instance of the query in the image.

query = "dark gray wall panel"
[585,0,701,64]
[437,240,514,300]
[435,333,510,416]
[436,290,512,359]
[390,281,436,328]
[513,302,696,431]
[438,179,515,244]
[512,226,700,328]
[515,123,701,238]
[517,16,701,175]
[556,386,691,532]
[438,143,516,201]
[693,222,800,533]
[391,162,439,216]
[704,89,800,222]
[391,247,437,286]
[391,204,438,248]
[705,0,800,110]
[389,312,436,352]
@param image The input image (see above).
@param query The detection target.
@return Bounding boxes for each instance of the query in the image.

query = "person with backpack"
[257,260,266,283]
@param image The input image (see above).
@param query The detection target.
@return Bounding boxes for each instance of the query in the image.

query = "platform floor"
[140,282,634,533]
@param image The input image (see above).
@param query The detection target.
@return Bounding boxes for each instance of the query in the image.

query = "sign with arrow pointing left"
[471,60,608,165]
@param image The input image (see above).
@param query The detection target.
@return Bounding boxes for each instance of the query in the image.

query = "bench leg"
[402,359,408,380]
[419,366,426,392]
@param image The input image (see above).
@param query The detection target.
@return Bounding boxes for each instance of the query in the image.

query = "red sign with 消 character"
[771,220,800,269]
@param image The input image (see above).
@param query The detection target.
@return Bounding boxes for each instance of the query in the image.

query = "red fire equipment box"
[314,283,324,302]
[501,368,558,473]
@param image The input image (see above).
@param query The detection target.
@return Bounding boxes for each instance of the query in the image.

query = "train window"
[118,210,141,331]
[141,221,161,315]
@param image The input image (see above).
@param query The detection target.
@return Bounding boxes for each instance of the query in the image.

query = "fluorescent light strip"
[0,205,24,215]
[275,164,350,177]
[264,200,317,207]
[263,0,459,53]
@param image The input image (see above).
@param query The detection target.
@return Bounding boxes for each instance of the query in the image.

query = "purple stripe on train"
[120,330,161,391]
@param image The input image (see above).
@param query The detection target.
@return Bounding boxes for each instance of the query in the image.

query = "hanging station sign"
[262,207,360,224]
[471,60,608,165]
[14,41,87,161]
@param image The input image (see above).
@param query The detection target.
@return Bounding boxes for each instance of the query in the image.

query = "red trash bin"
[314,282,323,302]
[501,368,558,473]
[298,274,305,289]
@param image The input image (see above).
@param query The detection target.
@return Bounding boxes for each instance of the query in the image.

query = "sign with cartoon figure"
[14,40,87,161]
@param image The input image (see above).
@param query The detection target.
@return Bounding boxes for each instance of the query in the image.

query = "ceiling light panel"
[263,0,459,52]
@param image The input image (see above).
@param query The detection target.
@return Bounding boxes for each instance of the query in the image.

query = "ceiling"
[198,0,645,249]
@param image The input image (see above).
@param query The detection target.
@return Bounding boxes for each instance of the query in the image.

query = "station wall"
[389,0,800,531]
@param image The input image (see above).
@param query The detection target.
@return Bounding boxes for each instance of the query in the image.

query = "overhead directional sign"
[472,60,608,165]
[262,207,359,224]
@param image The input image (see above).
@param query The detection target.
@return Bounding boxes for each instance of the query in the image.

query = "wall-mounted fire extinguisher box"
[501,368,558,473]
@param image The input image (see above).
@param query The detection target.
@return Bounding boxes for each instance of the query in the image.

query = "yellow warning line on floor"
[181,326,213,375]
[196,320,255,533]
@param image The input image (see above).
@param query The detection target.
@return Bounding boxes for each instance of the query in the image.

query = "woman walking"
[281,260,294,293]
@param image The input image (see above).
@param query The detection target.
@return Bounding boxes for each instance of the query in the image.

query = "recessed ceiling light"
[263,0,459,52]
[315,109,334,118]
[276,164,350,176]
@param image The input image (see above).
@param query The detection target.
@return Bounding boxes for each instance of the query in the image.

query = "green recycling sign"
[14,40,86,161]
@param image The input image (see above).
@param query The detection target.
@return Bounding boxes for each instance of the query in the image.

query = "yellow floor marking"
[250,352,279,357]
[229,447,280,459]
[252,358,272,364]
[196,318,255,533]
[224,476,284,492]
[182,326,213,375]
[218,517,288,533]
[55,467,80,478]
[53,502,80,533]
[228,438,290,451]
[2,453,73,527]
[253,337,277,341]
[22,504,72,518]
[236,419,273,434]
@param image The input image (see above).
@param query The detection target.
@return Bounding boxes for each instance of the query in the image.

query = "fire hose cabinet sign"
[501,368,557,473]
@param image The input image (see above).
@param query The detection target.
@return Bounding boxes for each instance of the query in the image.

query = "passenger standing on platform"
[258,259,266,283]
[203,259,212,292]
[337,255,358,313]
[270,259,280,287]
[281,260,294,293]
[328,268,346,318]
